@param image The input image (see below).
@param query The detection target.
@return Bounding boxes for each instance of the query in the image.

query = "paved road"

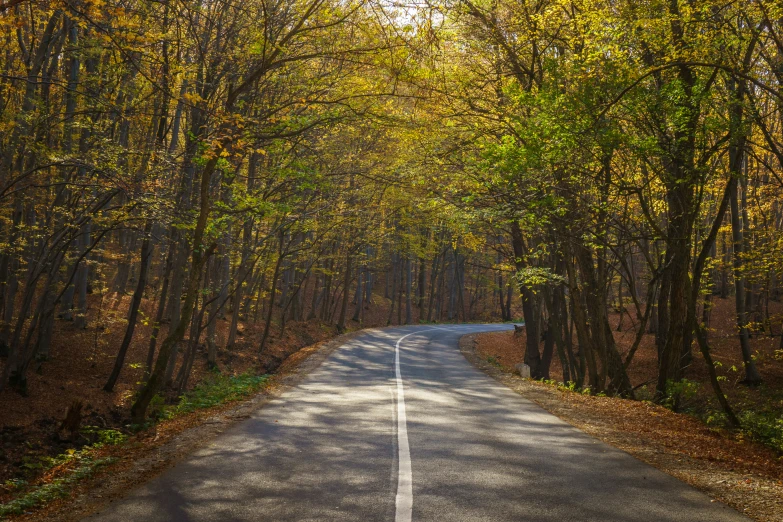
[87,324,748,521]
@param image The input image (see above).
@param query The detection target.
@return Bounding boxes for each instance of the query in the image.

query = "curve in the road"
[84,324,748,522]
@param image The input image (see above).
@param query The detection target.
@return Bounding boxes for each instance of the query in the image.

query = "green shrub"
[739,410,783,454]
[635,385,654,402]
[166,372,270,418]
[80,427,128,446]
[663,378,700,411]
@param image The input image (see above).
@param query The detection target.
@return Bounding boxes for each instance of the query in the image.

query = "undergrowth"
[0,437,119,519]
[704,391,783,455]
[150,370,270,422]
[1,371,270,519]
[732,387,783,454]
[737,410,783,453]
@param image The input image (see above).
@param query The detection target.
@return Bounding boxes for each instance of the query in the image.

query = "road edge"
[23,327,388,522]
[458,332,777,522]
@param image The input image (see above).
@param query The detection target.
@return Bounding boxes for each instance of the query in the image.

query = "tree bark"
[105,222,153,392]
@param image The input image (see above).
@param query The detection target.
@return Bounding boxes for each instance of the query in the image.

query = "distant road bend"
[87,324,748,521]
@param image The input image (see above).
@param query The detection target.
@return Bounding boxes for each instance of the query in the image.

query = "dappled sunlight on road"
[85,324,747,522]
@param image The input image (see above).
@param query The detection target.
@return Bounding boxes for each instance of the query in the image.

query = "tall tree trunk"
[405,256,412,324]
[510,223,544,378]
[130,149,220,423]
[387,255,398,325]
[146,235,175,375]
[729,169,762,385]
[336,251,352,333]
[727,77,762,385]
[352,263,363,322]
[417,256,426,309]
[105,222,153,392]
[260,233,286,352]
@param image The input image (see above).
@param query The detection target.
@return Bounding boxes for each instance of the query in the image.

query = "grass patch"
[150,370,270,421]
[1,449,117,518]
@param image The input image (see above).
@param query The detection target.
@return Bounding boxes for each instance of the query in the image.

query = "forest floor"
[469,297,783,522]
[474,297,783,435]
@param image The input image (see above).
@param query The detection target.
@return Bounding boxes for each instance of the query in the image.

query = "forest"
[0,0,783,519]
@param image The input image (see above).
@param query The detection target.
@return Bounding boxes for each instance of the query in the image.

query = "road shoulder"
[459,333,783,522]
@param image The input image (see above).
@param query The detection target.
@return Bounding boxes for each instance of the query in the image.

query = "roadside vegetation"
[1,369,273,517]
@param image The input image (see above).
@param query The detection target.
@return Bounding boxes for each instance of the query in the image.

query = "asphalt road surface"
[86,324,748,521]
